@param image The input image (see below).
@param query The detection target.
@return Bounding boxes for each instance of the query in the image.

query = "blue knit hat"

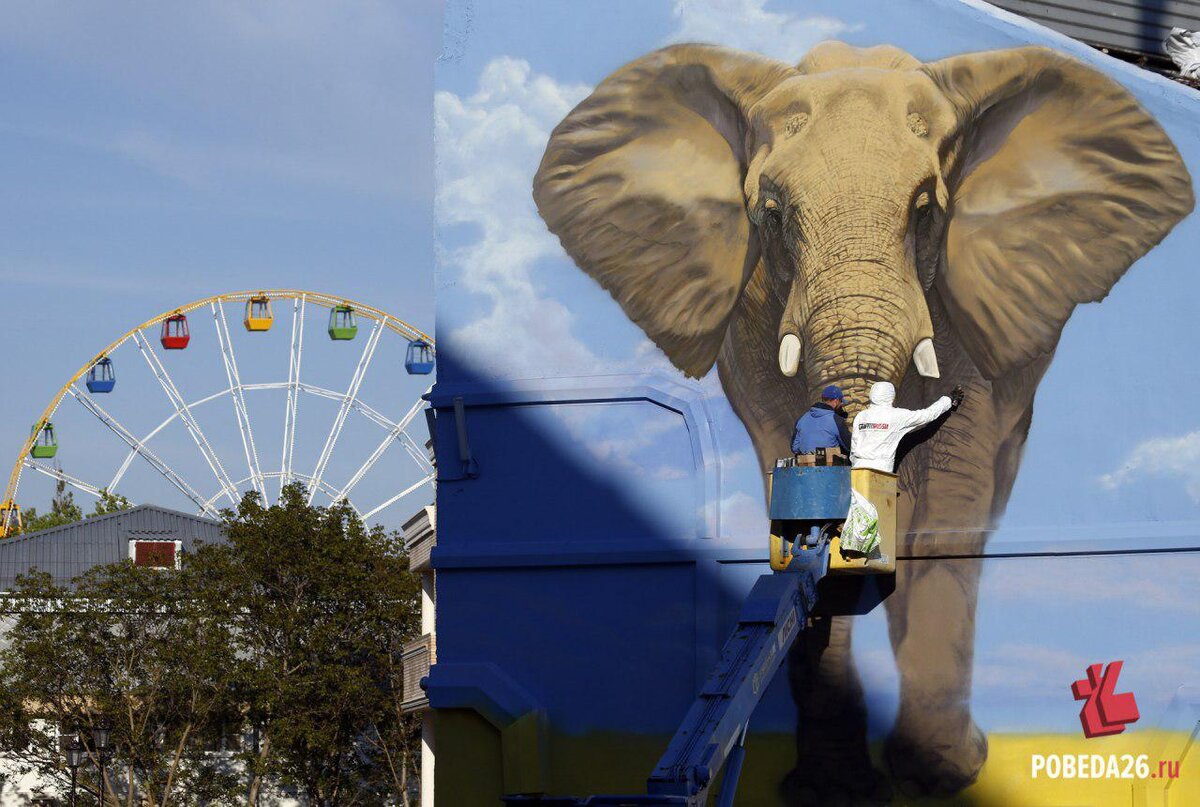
[821,385,843,400]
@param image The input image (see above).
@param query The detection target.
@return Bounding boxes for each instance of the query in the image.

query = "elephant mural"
[532,41,1192,803]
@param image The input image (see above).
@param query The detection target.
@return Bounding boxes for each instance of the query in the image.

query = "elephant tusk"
[778,333,801,377]
[913,338,940,378]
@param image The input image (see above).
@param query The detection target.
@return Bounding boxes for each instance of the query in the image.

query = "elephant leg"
[779,615,892,807]
[884,552,987,796]
[884,377,1001,796]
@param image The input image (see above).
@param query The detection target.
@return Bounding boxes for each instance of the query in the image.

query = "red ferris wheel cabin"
[160,314,190,350]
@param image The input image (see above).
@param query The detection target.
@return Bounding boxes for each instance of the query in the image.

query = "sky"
[0,1,443,527]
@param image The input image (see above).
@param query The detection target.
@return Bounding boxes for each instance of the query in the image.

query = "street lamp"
[91,720,113,807]
[65,739,85,807]
[91,721,111,752]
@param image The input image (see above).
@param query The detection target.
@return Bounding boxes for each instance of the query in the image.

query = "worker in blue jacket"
[791,385,852,454]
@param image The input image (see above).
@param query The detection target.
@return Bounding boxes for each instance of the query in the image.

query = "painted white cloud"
[718,491,767,535]
[435,57,596,378]
[981,555,1200,615]
[668,0,857,62]
[1100,430,1200,502]
[973,643,1090,695]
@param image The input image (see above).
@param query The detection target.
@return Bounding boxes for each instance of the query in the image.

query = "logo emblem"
[1071,661,1139,738]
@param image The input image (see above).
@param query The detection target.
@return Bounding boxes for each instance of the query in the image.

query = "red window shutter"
[133,541,177,568]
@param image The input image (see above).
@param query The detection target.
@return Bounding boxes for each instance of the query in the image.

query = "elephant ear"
[923,47,1194,379]
[533,45,795,378]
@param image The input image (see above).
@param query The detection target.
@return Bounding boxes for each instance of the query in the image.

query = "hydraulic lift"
[502,462,897,807]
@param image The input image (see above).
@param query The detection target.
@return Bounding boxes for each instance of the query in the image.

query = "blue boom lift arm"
[502,463,868,807]
[503,542,830,807]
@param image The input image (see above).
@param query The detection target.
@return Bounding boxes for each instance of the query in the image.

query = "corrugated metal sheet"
[993,0,1200,60]
[0,504,225,590]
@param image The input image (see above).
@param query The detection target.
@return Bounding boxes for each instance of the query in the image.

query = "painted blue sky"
[433,0,1200,733]
[1,2,442,527]
[435,0,1200,545]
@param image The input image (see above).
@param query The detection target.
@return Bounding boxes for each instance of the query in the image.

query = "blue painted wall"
[430,1,1200,803]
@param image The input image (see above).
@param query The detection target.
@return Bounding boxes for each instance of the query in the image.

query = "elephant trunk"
[784,256,933,415]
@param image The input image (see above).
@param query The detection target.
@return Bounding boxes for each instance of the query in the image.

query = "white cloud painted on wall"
[435,56,595,378]
[668,0,857,61]
[1100,430,1200,502]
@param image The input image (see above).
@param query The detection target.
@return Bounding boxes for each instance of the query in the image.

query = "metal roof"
[0,504,225,590]
[994,0,1200,67]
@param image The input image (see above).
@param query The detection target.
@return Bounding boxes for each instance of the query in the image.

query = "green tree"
[20,477,83,533]
[0,483,422,805]
[0,564,242,806]
[90,489,133,517]
[193,484,422,805]
[19,479,132,534]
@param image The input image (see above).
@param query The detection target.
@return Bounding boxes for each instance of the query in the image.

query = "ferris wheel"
[1,290,436,537]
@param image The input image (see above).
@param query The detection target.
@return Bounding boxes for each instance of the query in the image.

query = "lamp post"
[91,720,112,807]
[65,739,85,807]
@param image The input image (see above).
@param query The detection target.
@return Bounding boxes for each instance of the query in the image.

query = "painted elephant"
[532,41,1192,803]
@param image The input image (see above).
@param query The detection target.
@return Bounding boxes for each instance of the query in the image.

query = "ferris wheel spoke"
[23,458,104,499]
[109,387,232,491]
[330,388,433,503]
[245,381,404,434]
[296,382,394,430]
[306,321,384,504]
[69,385,218,516]
[360,473,435,521]
[105,382,404,494]
[211,302,266,500]
[206,471,356,516]
[134,331,240,506]
[332,432,397,503]
[398,430,434,474]
[279,295,306,497]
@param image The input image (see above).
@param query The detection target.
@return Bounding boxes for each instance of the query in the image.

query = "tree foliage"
[0,483,423,805]
[19,478,133,534]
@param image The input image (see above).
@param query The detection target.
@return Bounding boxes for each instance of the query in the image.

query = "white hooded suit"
[849,382,952,473]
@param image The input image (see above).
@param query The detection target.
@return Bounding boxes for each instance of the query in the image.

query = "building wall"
[0,505,225,590]
[994,0,1200,61]
[430,1,1200,804]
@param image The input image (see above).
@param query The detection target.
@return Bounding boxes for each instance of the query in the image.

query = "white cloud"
[581,407,682,476]
[855,647,900,694]
[718,491,767,534]
[1100,430,1200,502]
[435,58,597,378]
[667,0,857,62]
[981,557,1200,615]
[973,643,1088,695]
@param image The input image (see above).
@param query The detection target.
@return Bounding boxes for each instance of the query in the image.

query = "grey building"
[996,0,1200,72]
[0,504,225,591]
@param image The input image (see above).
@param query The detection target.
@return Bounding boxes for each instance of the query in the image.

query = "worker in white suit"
[850,381,964,473]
